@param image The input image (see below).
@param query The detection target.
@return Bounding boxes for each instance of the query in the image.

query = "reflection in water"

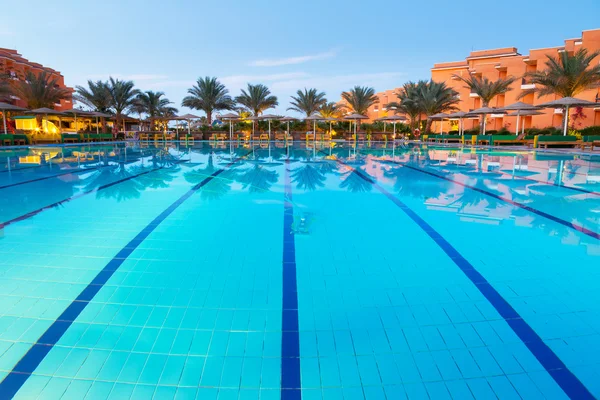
[291,164,326,192]
[237,164,279,193]
[184,154,239,201]
[82,163,146,201]
[339,167,372,193]
[384,165,452,200]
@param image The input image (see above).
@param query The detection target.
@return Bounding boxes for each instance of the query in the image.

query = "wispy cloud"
[270,72,404,91]
[249,50,337,67]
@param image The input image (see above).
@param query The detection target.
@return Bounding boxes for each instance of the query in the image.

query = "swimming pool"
[0,142,598,399]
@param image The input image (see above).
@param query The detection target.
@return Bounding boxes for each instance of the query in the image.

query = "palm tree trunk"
[207,110,212,126]
[425,118,432,133]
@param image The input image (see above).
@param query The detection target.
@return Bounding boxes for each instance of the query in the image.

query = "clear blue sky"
[2,0,599,117]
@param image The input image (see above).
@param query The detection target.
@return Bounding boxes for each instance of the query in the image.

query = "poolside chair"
[275,132,285,141]
[306,132,315,141]
[259,133,269,142]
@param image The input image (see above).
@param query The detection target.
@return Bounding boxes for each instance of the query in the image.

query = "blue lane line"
[0,164,111,190]
[0,160,188,229]
[281,159,301,400]
[0,155,246,398]
[397,161,600,241]
[336,160,594,400]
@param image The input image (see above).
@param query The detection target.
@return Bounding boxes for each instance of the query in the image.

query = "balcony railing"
[521,78,535,90]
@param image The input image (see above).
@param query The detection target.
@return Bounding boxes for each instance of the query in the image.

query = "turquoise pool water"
[0,142,598,399]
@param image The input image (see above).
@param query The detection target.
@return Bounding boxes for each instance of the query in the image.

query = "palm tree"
[135,91,177,131]
[417,80,460,132]
[519,48,600,131]
[107,77,140,132]
[75,80,112,131]
[386,81,427,131]
[341,86,378,115]
[12,71,71,110]
[454,74,517,133]
[319,101,346,118]
[74,80,112,112]
[235,83,278,131]
[287,88,327,128]
[181,77,235,125]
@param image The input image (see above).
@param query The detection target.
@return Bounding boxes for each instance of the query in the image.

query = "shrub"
[486,130,498,135]
[580,126,600,136]
[448,130,459,135]
[497,127,511,135]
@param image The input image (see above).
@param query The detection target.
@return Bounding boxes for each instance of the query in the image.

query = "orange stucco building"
[0,48,73,110]
[365,28,600,132]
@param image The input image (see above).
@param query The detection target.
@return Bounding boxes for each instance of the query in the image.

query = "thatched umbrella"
[536,97,598,136]
[343,113,368,136]
[505,109,545,135]
[219,112,240,141]
[379,115,407,136]
[90,111,112,134]
[258,114,282,140]
[498,102,540,135]
[465,107,505,135]
[174,113,201,136]
[445,111,468,135]
[0,102,27,134]
[305,114,324,140]
[28,108,66,133]
[427,112,449,134]
[62,109,94,134]
[280,116,296,137]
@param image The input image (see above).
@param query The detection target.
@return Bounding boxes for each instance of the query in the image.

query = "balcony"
[521,78,535,90]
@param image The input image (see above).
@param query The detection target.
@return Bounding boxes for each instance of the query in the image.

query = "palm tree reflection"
[184,154,239,201]
[291,164,326,191]
[340,167,372,193]
[237,164,279,193]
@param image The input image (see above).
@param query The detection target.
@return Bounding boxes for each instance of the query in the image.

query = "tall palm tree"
[287,88,327,128]
[135,91,174,118]
[319,101,346,118]
[11,71,71,128]
[11,71,71,109]
[181,77,235,125]
[418,80,460,132]
[135,91,177,131]
[341,86,378,115]
[235,83,278,130]
[520,48,600,131]
[454,74,517,133]
[75,80,112,132]
[386,81,427,131]
[522,48,600,98]
[74,80,112,112]
[107,77,140,132]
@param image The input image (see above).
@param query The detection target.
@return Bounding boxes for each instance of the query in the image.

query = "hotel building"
[0,48,74,110]
[365,28,600,132]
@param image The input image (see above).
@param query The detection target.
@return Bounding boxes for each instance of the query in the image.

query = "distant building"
[0,48,74,111]
[430,28,600,132]
[357,29,600,131]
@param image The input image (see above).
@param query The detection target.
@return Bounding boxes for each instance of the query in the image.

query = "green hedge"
[579,126,600,136]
